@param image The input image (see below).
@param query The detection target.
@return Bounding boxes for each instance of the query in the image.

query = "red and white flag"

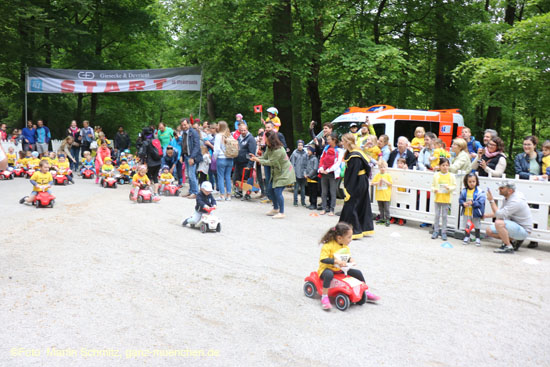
[254,105,262,113]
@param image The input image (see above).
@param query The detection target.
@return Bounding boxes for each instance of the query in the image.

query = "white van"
[324,104,465,148]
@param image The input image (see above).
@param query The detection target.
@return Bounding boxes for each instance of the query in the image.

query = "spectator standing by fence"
[514,136,542,180]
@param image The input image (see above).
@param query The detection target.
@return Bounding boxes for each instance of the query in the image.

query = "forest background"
[1,0,549,156]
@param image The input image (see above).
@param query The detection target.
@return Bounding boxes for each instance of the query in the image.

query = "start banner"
[27,66,201,93]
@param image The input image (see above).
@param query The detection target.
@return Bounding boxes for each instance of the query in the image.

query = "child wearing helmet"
[261,107,281,132]
[182,181,217,227]
[57,154,74,184]
[118,157,131,180]
[159,165,175,192]
[101,157,115,180]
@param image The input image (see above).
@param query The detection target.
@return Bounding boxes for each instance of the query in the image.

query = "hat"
[236,113,243,120]
[105,157,112,162]
[297,139,304,145]
[497,180,516,190]
[162,165,169,170]
[31,151,39,157]
[307,145,316,154]
[121,157,128,161]
[350,123,358,128]
[201,181,213,192]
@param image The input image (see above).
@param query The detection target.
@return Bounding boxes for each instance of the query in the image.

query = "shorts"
[31,190,51,196]
[36,143,49,154]
[490,220,529,241]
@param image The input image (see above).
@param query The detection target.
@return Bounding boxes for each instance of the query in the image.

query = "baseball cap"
[350,123,358,128]
[497,180,516,190]
[201,181,213,192]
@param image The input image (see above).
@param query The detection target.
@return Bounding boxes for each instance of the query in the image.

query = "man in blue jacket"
[21,120,36,152]
[34,120,51,154]
[180,118,202,199]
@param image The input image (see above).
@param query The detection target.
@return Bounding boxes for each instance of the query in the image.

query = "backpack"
[151,138,163,160]
[223,134,239,158]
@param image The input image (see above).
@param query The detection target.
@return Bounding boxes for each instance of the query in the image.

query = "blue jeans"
[216,158,233,195]
[265,166,273,201]
[293,177,306,204]
[185,156,198,195]
[70,146,80,171]
[273,186,285,213]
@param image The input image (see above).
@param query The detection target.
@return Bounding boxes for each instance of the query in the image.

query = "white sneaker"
[475,238,481,247]
[463,236,470,245]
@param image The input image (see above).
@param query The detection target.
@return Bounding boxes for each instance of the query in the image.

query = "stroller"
[234,167,260,200]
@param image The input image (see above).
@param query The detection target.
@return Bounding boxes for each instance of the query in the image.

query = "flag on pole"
[254,105,262,113]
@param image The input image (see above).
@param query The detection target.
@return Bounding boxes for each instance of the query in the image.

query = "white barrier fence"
[370,168,550,245]
[2,139,64,157]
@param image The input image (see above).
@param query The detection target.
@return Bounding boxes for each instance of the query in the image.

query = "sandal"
[319,210,326,215]
[328,212,335,216]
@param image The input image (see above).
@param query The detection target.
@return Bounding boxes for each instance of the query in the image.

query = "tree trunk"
[292,73,303,132]
[76,94,83,122]
[531,116,536,136]
[504,1,516,26]
[485,106,501,129]
[307,10,323,127]
[91,0,102,124]
[373,0,387,45]
[207,93,216,121]
[272,0,294,150]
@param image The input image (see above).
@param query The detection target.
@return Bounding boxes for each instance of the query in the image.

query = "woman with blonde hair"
[339,133,374,240]
[450,137,472,174]
[213,121,234,200]
[59,136,77,168]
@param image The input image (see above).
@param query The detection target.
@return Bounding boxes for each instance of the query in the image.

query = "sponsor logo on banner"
[78,72,95,79]
[30,79,43,91]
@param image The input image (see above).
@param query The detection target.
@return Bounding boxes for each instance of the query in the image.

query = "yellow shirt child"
[101,163,115,177]
[317,240,351,276]
[372,172,392,202]
[7,153,16,166]
[542,155,550,176]
[463,188,475,217]
[431,171,456,204]
[27,157,41,169]
[366,145,381,161]
[30,171,54,192]
[118,163,131,176]
[57,160,70,174]
[266,116,281,131]
[160,172,174,185]
[132,172,150,186]
[411,137,425,153]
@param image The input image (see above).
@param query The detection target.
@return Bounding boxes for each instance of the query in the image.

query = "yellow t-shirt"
[366,145,381,160]
[464,188,474,216]
[411,137,425,152]
[118,163,131,175]
[266,116,281,131]
[46,157,58,167]
[132,173,150,186]
[160,172,174,184]
[57,161,70,174]
[542,155,550,175]
[102,164,114,176]
[318,240,351,276]
[19,158,28,167]
[30,171,53,191]
[27,157,41,169]
[431,171,456,204]
[372,172,392,202]
[7,153,16,165]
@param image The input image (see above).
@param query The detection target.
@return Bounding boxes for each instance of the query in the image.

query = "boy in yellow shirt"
[363,135,381,161]
[262,107,281,131]
[372,160,392,226]
[26,151,41,170]
[101,157,115,178]
[431,158,456,241]
[118,157,132,182]
[542,140,550,180]
[131,165,155,201]
[20,159,54,205]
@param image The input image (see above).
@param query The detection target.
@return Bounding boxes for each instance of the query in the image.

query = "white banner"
[27,67,201,93]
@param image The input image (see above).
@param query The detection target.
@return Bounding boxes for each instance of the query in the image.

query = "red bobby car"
[129,184,156,203]
[160,183,182,196]
[54,169,72,185]
[303,267,371,311]
[0,168,14,180]
[82,168,95,179]
[13,166,26,177]
[20,186,56,208]
[100,175,118,188]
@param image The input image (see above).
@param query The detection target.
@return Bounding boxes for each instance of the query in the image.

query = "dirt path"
[1,177,549,367]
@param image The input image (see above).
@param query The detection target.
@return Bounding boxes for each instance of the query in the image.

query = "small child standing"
[197,145,211,185]
[304,145,319,210]
[459,173,486,246]
[317,223,379,310]
[411,126,426,157]
[290,140,308,206]
[182,181,217,227]
[7,147,16,167]
[431,158,456,240]
[372,160,392,226]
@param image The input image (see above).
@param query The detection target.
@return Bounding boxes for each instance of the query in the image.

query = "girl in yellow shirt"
[372,160,392,226]
[431,158,456,241]
[317,223,379,310]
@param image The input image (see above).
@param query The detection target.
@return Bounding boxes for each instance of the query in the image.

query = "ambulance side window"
[373,124,385,137]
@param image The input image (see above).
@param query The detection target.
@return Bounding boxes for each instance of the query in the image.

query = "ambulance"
[328,105,465,148]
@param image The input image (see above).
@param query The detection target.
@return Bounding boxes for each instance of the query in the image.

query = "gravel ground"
[1,176,549,367]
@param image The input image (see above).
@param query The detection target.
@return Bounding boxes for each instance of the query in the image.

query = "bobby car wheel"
[303,281,316,298]
[200,223,207,233]
[335,293,350,311]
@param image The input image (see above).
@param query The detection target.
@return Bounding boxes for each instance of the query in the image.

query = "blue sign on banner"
[30,79,43,91]
[440,125,451,134]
